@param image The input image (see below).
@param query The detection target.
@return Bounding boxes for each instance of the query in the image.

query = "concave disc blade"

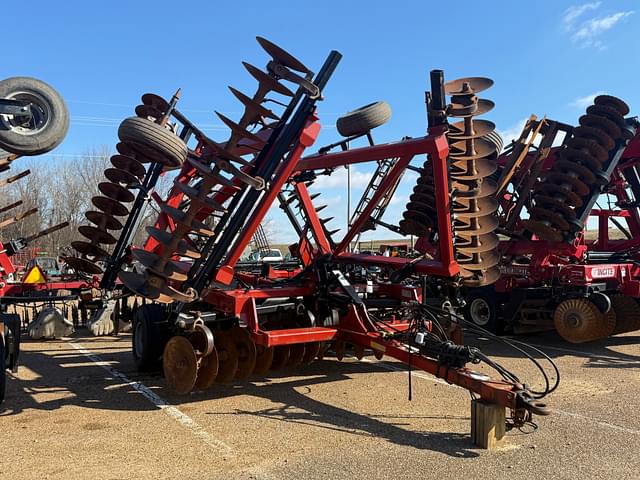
[213,330,239,383]
[253,344,274,374]
[230,326,257,380]
[193,347,219,391]
[163,336,198,395]
[444,77,494,95]
[256,36,310,73]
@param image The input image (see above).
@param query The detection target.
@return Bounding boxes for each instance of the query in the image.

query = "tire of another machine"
[0,77,69,155]
[336,101,391,137]
[0,333,6,404]
[463,286,503,334]
[118,117,187,167]
[132,304,170,371]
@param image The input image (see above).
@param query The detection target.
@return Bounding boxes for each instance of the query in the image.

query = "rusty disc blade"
[253,344,274,374]
[172,180,228,213]
[316,342,330,360]
[206,140,251,167]
[118,271,195,304]
[286,344,306,368]
[538,184,584,208]
[554,159,597,185]
[85,210,123,231]
[163,336,198,395]
[455,233,499,253]
[399,218,431,237]
[454,196,499,217]
[561,149,603,173]
[104,167,141,186]
[193,347,219,390]
[131,248,189,282]
[545,172,590,196]
[256,36,310,73]
[335,340,346,361]
[98,181,135,203]
[116,142,136,158]
[146,226,201,260]
[579,114,621,139]
[135,104,163,121]
[444,77,494,95]
[301,342,320,365]
[353,344,365,360]
[228,86,279,120]
[454,178,498,198]
[183,159,239,189]
[402,210,436,229]
[63,256,103,274]
[594,95,630,116]
[450,158,498,180]
[159,203,215,237]
[111,154,146,178]
[242,62,294,97]
[373,348,384,360]
[535,195,577,220]
[586,104,627,129]
[461,266,501,287]
[457,249,500,270]
[92,196,129,217]
[78,225,117,245]
[553,298,605,343]
[455,214,499,236]
[270,346,290,370]
[572,126,615,151]
[213,330,239,383]
[141,93,170,112]
[447,99,494,118]
[230,326,257,380]
[529,207,571,230]
[447,119,496,139]
[215,112,267,146]
[71,240,109,258]
[521,219,564,242]
[564,137,608,163]
[405,200,437,214]
[449,138,497,160]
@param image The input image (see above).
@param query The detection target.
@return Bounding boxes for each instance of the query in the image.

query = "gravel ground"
[1,330,639,480]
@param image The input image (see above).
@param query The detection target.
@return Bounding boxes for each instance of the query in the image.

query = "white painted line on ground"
[69,341,234,456]
[553,408,640,435]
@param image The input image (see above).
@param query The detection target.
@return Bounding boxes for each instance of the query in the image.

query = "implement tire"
[118,116,187,167]
[336,101,391,137]
[0,77,69,155]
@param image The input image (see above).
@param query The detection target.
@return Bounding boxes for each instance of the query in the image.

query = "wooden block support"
[471,399,506,449]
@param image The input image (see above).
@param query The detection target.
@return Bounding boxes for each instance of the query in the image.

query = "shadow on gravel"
[1,336,479,457]
[464,331,640,369]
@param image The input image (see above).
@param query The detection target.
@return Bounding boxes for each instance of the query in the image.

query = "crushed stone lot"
[1,331,639,480]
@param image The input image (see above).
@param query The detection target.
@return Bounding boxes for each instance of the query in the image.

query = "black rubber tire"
[0,332,6,404]
[0,77,69,155]
[118,117,187,167]
[336,101,392,137]
[132,304,170,372]
[463,286,503,334]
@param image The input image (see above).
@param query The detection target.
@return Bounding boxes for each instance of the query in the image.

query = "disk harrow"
[401,76,501,287]
[524,95,630,242]
[60,39,554,443]
[463,91,640,344]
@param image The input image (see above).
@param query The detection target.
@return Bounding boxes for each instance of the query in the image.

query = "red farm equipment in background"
[462,104,640,344]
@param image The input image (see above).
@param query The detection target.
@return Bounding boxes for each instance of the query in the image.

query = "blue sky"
[3,1,637,243]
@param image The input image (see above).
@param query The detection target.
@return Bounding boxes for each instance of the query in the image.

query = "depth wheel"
[118,117,187,167]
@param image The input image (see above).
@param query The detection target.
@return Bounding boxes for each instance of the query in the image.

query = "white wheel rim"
[470,298,491,326]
